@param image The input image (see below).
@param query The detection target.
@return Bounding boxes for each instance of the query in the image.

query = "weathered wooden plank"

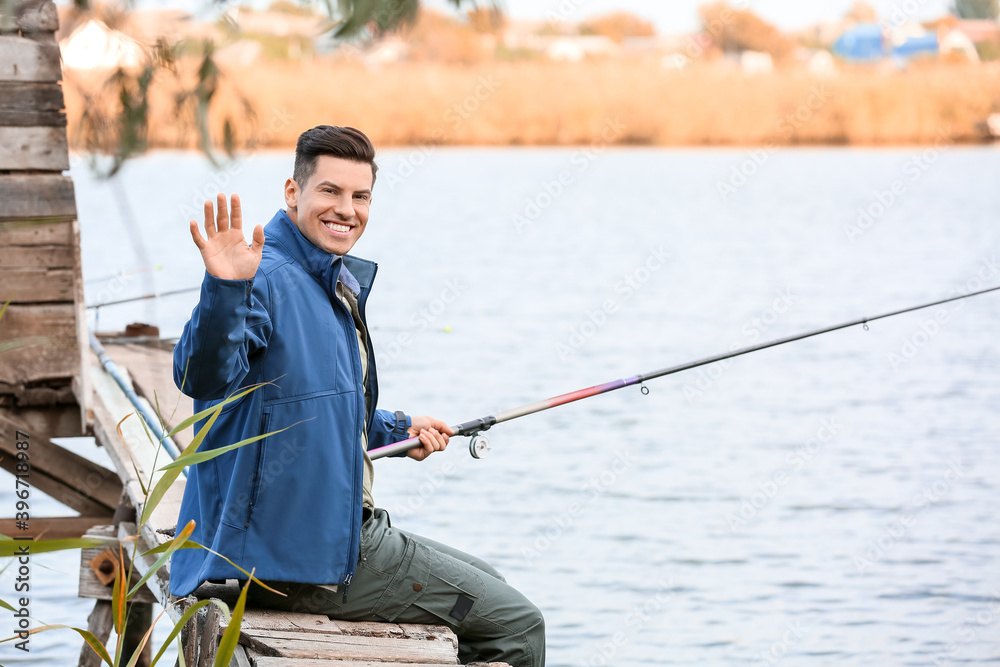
[0,126,68,170]
[116,522,172,607]
[0,175,76,220]
[105,344,193,451]
[0,451,112,515]
[79,526,160,605]
[0,411,111,513]
[239,630,460,663]
[70,216,89,431]
[0,0,59,33]
[0,382,75,407]
[0,303,78,385]
[0,34,60,82]
[0,516,108,539]
[0,266,74,301]
[122,598,153,667]
[90,366,186,546]
[0,242,74,270]
[0,81,63,110]
[0,108,64,125]
[78,600,113,667]
[0,411,122,508]
[227,610,457,645]
[230,646,252,667]
[0,404,83,438]
[255,661,464,667]
[230,609,353,635]
[198,602,222,667]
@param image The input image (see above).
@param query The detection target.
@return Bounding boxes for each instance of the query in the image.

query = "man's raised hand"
[190,194,265,280]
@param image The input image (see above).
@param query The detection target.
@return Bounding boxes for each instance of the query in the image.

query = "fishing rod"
[84,265,164,284]
[369,284,1000,461]
[86,286,200,309]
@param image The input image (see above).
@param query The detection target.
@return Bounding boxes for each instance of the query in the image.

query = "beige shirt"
[336,280,375,511]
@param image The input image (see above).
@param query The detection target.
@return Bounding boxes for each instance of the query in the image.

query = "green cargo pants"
[246,508,546,667]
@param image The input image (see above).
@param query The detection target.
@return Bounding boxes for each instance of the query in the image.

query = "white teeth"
[324,222,351,233]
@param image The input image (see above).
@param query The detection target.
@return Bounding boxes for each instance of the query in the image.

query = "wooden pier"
[0,2,510,664]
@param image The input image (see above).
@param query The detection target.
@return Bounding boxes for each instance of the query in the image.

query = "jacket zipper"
[245,409,270,528]
[332,283,363,602]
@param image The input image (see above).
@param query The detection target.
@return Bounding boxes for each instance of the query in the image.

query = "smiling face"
[283,155,373,256]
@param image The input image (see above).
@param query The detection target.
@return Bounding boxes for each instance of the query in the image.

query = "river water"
[3,146,999,665]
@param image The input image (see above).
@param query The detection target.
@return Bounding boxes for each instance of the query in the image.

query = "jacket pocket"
[245,408,271,528]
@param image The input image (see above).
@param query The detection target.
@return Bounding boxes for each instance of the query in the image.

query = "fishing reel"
[469,433,491,459]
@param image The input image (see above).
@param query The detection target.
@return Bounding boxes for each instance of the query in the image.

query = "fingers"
[216,193,230,233]
[203,199,216,240]
[230,194,242,230]
[189,220,207,250]
[417,427,449,452]
[251,224,265,255]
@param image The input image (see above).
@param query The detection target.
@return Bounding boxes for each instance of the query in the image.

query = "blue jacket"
[169,209,412,597]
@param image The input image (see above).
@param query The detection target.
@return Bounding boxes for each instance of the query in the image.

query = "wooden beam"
[238,630,461,663]
[198,603,221,667]
[0,34,61,82]
[116,522,171,608]
[0,303,78,386]
[0,81,64,114]
[0,266,74,302]
[0,515,109,539]
[0,78,65,125]
[254,661,464,667]
[0,0,59,34]
[0,452,113,516]
[0,404,84,438]
[0,411,123,509]
[0,226,76,302]
[122,600,153,667]
[78,600,113,667]
[106,344,194,451]
[0,126,69,170]
[78,525,159,605]
[0,382,76,408]
[71,217,90,432]
[0,175,77,221]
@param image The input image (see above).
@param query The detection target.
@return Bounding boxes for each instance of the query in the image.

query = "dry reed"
[63,59,1000,149]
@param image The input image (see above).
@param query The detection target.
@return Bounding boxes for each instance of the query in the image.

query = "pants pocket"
[385,541,487,631]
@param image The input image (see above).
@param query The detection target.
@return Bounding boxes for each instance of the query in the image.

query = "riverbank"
[63,60,1000,149]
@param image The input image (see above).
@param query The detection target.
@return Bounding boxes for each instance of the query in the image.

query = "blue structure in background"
[892,33,940,59]
[833,24,886,62]
[832,23,940,63]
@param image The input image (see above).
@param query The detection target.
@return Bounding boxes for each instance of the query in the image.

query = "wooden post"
[0,0,89,427]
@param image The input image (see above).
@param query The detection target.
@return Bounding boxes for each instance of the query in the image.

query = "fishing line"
[369,284,1000,461]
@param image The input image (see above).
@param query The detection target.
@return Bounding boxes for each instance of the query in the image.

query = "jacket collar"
[266,209,375,295]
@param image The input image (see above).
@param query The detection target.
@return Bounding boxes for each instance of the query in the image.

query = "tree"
[579,11,655,43]
[698,2,793,59]
[952,0,999,18]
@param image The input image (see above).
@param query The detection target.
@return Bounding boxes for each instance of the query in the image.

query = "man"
[170,125,545,666]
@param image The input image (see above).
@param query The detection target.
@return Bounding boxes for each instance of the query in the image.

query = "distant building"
[545,35,618,61]
[740,50,774,75]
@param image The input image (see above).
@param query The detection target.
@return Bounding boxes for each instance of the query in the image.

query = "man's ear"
[283,177,298,209]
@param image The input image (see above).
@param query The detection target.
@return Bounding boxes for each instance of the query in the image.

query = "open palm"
[190,193,264,280]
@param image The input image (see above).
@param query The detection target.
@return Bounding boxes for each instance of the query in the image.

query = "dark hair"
[292,125,378,188]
